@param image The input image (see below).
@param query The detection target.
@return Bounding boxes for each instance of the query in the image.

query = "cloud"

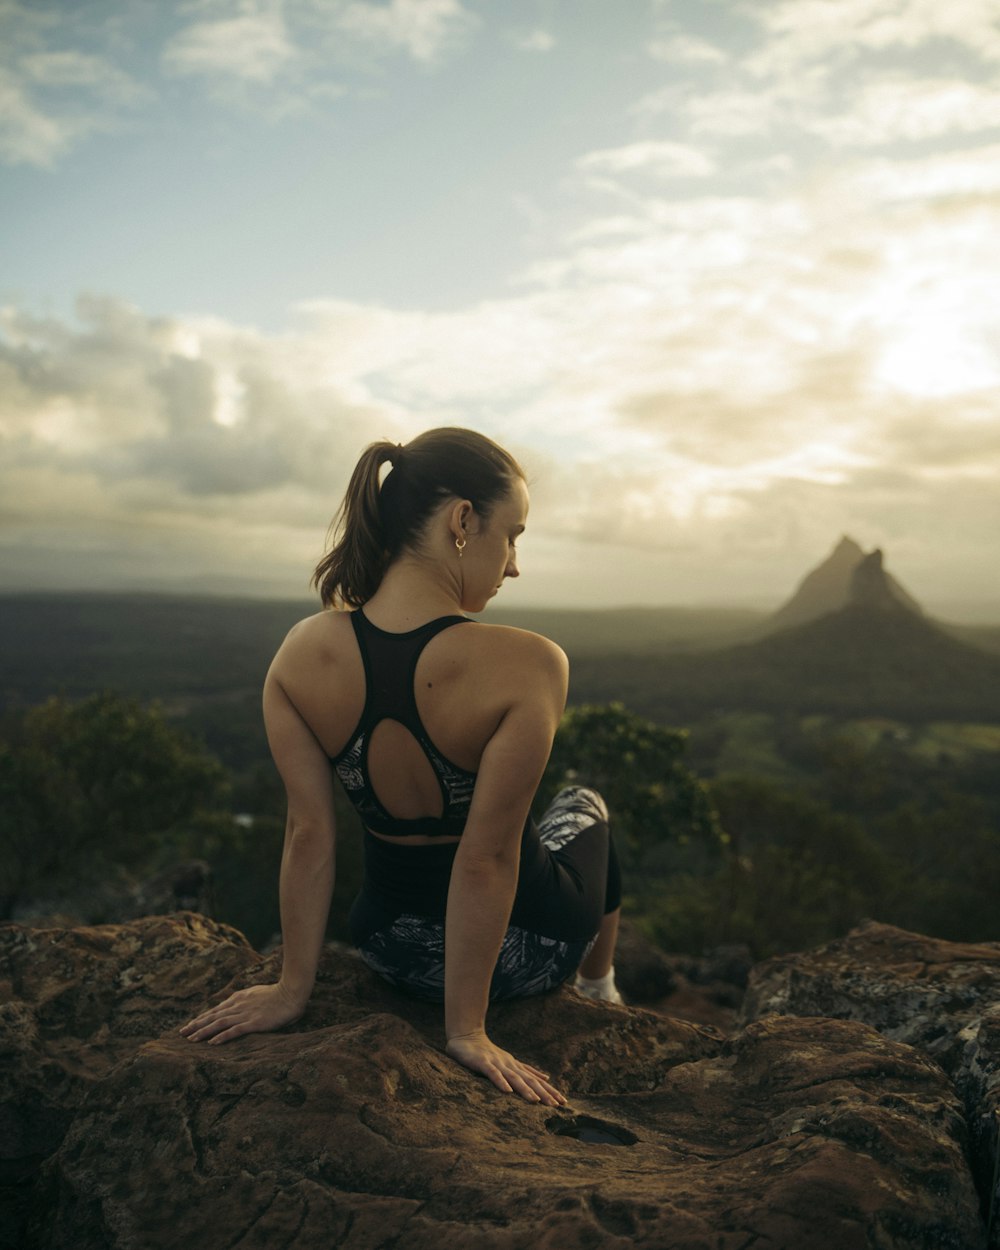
[0,0,479,165]
[806,76,1000,147]
[748,0,1000,71]
[0,66,73,166]
[0,295,383,500]
[3,0,999,604]
[0,294,407,593]
[638,1,1000,157]
[578,141,716,180]
[0,8,146,166]
[20,50,136,97]
[162,6,296,84]
[3,231,999,603]
[634,82,792,137]
[648,34,728,66]
[333,0,477,65]
[513,29,555,54]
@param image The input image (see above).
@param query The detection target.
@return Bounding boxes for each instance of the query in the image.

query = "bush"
[0,693,225,918]
[540,702,725,870]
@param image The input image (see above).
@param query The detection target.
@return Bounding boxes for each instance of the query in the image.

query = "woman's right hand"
[179,982,306,1045]
[446,1030,566,1105]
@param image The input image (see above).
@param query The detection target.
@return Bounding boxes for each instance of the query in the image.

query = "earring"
[455,535,466,558]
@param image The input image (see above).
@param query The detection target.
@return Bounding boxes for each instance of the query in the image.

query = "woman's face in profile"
[462,477,529,612]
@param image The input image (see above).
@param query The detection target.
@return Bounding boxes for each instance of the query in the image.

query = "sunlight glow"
[877,323,1000,398]
[213,371,245,428]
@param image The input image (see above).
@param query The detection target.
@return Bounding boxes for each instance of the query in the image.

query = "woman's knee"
[551,784,609,824]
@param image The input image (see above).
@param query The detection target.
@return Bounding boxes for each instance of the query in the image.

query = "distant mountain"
[766,536,922,634]
[714,598,1000,714]
[2,585,999,731]
[570,558,1000,721]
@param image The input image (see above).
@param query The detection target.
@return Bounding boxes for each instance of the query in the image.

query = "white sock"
[574,968,623,1005]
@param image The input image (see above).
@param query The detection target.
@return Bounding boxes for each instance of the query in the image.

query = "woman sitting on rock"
[181,428,622,1105]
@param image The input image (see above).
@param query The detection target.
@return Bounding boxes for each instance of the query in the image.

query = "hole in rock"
[546,1115,638,1146]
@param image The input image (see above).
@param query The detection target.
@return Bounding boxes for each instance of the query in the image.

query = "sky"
[2,0,999,617]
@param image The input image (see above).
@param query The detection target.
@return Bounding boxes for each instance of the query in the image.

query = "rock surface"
[0,913,259,1247]
[742,919,1000,1245]
[1,914,992,1249]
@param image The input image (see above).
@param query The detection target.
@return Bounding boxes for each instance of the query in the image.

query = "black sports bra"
[330,610,477,837]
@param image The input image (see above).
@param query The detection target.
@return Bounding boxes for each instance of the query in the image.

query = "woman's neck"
[362,557,465,631]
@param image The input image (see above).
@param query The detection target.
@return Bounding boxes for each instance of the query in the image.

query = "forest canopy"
[4,691,999,958]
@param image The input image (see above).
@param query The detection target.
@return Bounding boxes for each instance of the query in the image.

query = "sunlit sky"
[2,0,999,617]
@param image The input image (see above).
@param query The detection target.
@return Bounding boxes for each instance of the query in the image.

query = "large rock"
[0,913,259,1247]
[741,920,1000,1244]
[740,920,1000,1063]
[2,915,990,1249]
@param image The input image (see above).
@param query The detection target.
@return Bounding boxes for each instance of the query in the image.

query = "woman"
[180,428,622,1106]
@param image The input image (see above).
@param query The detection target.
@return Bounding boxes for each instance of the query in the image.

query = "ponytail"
[312,441,397,608]
[312,428,523,609]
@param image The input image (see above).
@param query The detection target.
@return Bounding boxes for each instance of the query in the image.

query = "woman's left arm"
[180,664,336,1045]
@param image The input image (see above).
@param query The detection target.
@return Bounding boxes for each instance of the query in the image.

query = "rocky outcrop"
[742,920,1000,1245]
[0,913,259,1247]
[2,915,992,1249]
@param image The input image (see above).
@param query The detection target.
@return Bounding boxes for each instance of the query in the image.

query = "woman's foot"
[573,968,624,1005]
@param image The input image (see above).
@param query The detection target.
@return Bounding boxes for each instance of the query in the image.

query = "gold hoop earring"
[455,536,466,558]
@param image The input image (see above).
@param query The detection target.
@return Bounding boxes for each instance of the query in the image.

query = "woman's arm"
[443,633,569,1105]
[180,662,336,1045]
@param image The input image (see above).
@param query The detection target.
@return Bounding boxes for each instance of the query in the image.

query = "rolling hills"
[1,540,998,727]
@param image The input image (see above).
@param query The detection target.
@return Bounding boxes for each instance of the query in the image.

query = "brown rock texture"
[0,913,260,1245]
[741,919,1000,1244]
[2,914,991,1250]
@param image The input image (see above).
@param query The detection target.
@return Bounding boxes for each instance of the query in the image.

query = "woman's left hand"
[179,982,306,1045]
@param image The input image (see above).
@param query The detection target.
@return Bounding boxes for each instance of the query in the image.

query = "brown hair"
[312,427,524,608]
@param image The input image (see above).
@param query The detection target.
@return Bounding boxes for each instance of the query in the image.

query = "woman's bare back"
[269,609,558,844]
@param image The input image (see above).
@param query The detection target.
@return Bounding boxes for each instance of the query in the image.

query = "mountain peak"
[849,550,896,610]
[833,535,865,560]
[767,539,921,634]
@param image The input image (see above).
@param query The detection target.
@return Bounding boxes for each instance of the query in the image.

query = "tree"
[704,774,892,956]
[539,702,725,874]
[0,693,225,918]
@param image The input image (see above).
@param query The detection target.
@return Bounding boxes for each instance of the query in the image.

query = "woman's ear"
[448,498,477,541]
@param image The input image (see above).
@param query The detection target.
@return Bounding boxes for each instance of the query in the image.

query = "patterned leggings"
[353,786,619,1002]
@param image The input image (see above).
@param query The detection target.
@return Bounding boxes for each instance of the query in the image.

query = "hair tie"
[389,442,404,467]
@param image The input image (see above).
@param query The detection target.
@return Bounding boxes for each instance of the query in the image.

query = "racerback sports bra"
[330,610,478,837]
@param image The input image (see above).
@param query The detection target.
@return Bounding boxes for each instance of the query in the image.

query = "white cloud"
[642,2,1000,157]
[852,143,1000,204]
[514,28,555,54]
[0,0,479,163]
[807,77,1000,147]
[0,10,145,167]
[0,67,74,165]
[749,0,1000,70]
[163,7,295,83]
[635,83,793,137]
[579,140,716,179]
[648,34,727,65]
[21,50,133,96]
[334,0,477,64]
[0,296,383,501]
[3,0,1000,604]
[3,208,999,602]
